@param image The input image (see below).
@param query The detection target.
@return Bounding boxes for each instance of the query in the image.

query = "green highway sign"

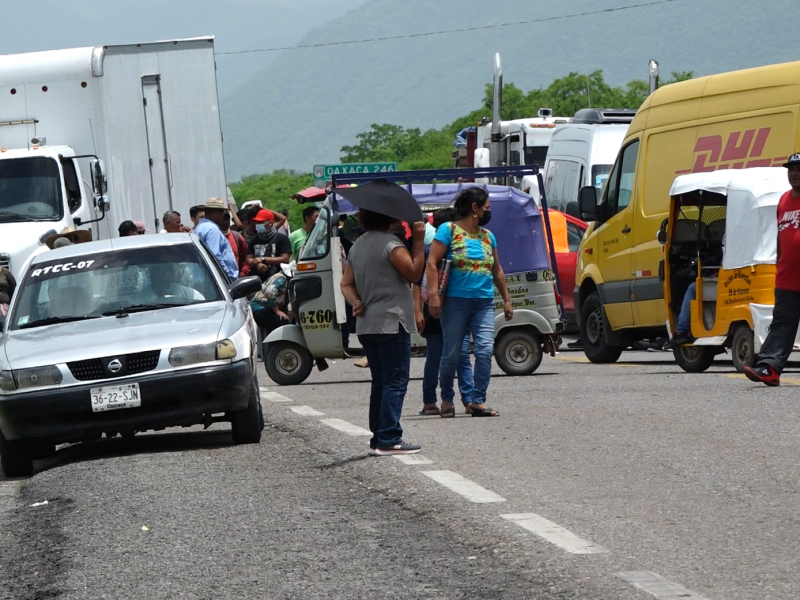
[313,162,397,187]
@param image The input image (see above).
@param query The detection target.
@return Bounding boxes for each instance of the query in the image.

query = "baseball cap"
[134,220,148,233]
[251,209,275,223]
[783,153,800,168]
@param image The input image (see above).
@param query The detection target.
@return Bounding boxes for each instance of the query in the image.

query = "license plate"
[90,384,141,413]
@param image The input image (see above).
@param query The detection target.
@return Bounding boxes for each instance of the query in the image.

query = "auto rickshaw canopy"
[334,183,551,274]
[669,167,787,270]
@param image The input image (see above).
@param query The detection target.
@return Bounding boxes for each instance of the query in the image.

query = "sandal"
[440,404,455,418]
[419,404,440,416]
[467,404,499,417]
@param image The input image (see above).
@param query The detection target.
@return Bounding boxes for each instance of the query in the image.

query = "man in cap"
[194,197,239,281]
[245,208,291,281]
[134,221,148,235]
[744,153,800,386]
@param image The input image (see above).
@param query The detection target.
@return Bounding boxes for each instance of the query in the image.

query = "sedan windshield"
[0,157,63,222]
[9,244,223,331]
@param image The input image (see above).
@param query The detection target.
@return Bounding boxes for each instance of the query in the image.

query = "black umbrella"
[333,179,424,223]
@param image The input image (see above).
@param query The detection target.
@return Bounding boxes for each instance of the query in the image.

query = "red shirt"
[776,190,800,292]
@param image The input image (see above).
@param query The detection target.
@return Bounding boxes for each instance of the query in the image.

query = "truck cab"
[0,144,100,280]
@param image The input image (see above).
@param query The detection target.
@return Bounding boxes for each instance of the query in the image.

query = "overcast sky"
[0,0,365,95]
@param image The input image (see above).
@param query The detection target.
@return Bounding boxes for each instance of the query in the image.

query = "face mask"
[478,209,492,226]
[255,224,267,236]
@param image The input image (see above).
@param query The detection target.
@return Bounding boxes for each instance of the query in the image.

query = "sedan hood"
[2,303,228,369]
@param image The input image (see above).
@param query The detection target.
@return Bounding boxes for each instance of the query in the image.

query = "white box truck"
[0,37,227,280]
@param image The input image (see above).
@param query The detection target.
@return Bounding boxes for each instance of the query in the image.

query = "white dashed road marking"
[393,454,433,465]
[616,572,710,599]
[422,470,506,503]
[320,418,372,436]
[289,406,325,416]
[261,391,293,403]
[501,513,608,554]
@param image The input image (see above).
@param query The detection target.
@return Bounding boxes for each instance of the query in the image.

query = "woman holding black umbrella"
[338,181,427,456]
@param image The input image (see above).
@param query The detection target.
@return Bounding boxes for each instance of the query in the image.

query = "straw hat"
[45,226,92,249]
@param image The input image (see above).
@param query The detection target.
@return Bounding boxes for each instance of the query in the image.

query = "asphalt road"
[1,344,799,599]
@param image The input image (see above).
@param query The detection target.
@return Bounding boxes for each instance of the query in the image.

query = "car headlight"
[168,339,237,367]
[0,370,16,391]
[14,366,63,390]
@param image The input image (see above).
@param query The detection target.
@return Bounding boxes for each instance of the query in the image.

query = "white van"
[542,109,635,217]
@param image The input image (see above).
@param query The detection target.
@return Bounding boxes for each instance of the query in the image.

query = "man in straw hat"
[45,226,92,250]
[193,197,239,281]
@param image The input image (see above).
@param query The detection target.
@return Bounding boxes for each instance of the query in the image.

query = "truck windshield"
[0,157,63,222]
[9,244,223,331]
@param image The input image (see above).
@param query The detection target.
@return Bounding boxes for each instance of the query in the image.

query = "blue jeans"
[358,331,411,448]
[423,332,473,406]
[677,282,696,334]
[440,297,495,404]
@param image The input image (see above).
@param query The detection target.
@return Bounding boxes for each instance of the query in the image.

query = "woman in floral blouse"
[426,188,513,417]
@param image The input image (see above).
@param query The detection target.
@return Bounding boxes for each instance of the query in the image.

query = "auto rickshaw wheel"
[265,341,314,386]
[580,292,623,364]
[495,330,543,376]
[673,346,715,373]
[731,324,756,373]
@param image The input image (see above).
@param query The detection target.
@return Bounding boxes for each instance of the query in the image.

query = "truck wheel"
[731,324,756,373]
[580,292,623,364]
[0,431,33,477]
[495,330,543,376]
[673,346,715,373]
[231,375,263,444]
[31,441,57,460]
[265,342,313,386]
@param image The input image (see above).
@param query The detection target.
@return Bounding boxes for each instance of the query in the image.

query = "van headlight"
[168,339,237,367]
[14,366,63,390]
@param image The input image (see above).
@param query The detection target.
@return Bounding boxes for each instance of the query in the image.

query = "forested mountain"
[221,0,799,179]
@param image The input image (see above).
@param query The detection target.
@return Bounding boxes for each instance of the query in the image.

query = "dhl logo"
[676,128,787,175]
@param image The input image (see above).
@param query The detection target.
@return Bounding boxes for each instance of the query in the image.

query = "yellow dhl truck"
[575,60,800,363]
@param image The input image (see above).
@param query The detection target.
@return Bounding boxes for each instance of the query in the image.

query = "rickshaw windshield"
[299,206,330,261]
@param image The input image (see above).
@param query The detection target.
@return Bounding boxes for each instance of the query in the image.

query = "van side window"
[603,140,639,215]
[544,160,580,212]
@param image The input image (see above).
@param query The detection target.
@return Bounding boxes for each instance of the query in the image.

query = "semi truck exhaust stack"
[491,52,503,166]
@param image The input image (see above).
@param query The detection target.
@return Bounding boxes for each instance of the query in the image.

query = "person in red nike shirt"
[744,154,800,386]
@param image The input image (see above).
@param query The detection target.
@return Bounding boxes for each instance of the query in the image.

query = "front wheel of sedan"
[0,431,33,478]
[231,376,263,445]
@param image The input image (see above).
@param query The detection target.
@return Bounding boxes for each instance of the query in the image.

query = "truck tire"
[731,324,756,373]
[495,330,543,376]
[673,346,715,373]
[231,375,263,444]
[580,292,623,364]
[0,431,33,477]
[265,342,314,386]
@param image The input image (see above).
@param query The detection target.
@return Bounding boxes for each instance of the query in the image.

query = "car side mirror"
[228,275,262,300]
[578,186,597,221]
[565,200,580,219]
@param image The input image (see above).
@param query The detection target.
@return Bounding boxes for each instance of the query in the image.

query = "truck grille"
[67,350,161,381]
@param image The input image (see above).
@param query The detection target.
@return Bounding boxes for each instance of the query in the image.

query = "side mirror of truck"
[90,159,108,196]
[565,201,580,219]
[578,186,597,221]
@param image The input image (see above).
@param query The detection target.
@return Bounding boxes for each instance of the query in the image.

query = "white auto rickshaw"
[263,167,566,385]
[660,167,800,372]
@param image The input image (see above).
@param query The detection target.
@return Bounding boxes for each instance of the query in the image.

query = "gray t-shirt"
[347,231,416,335]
